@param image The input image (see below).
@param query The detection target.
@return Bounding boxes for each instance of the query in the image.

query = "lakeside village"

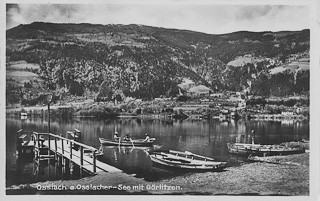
[9,78,310,122]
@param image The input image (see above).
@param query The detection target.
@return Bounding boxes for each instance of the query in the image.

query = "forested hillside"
[6,22,310,105]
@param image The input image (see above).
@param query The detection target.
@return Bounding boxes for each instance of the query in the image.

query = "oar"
[185,151,214,161]
[130,138,135,148]
[98,145,104,155]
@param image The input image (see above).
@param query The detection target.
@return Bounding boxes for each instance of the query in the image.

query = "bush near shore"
[74,104,120,118]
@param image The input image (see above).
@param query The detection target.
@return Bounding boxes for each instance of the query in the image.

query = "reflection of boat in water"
[20,113,28,120]
[227,142,305,156]
[148,150,227,171]
[99,137,155,147]
[98,146,152,175]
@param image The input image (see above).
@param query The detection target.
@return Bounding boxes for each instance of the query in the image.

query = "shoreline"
[6,153,309,195]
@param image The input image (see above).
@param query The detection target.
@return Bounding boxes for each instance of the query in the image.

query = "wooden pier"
[16,129,121,176]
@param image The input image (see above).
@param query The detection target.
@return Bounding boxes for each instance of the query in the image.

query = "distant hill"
[6,22,310,104]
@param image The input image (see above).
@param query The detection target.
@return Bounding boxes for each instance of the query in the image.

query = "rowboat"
[246,144,305,156]
[99,137,155,147]
[227,143,263,155]
[148,150,227,171]
[83,146,104,158]
[227,142,305,156]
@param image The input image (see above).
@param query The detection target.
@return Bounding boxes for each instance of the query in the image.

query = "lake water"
[6,116,309,186]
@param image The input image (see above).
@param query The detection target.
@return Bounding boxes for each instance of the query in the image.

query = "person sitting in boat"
[123,134,131,141]
[144,133,150,142]
[114,132,120,141]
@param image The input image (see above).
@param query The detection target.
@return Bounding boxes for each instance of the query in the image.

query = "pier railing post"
[61,139,64,155]
[29,132,103,176]
[80,146,83,165]
[70,141,73,159]
[37,133,40,148]
[48,134,51,157]
[80,146,83,177]
[93,150,97,173]
[54,137,57,161]
[33,132,38,159]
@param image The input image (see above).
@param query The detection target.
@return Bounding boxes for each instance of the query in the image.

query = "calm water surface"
[6,116,309,186]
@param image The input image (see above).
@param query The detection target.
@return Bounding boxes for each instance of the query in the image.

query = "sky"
[5,2,311,35]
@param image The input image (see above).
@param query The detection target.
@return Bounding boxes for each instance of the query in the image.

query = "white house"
[188,85,211,96]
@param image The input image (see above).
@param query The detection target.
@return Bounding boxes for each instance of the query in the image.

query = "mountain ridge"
[6,22,310,104]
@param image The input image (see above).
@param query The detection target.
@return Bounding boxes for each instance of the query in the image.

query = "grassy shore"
[6,153,309,195]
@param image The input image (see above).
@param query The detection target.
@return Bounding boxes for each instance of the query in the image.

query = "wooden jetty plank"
[25,141,35,146]
[43,140,121,173]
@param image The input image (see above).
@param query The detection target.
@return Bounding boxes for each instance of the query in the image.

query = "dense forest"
[6,22,310,105]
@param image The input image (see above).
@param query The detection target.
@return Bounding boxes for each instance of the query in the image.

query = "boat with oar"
[83,145,104,158]
[148,150,227,171]
[99,137,155,147]
[227,142,305,156]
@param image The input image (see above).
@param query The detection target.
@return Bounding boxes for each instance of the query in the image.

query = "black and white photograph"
[2,0,320,198]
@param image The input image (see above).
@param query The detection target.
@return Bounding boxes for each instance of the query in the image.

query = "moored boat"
[83,146,104,158]
[227,142,262,155]
[246,144,305,156]
[99,137,155,147]
[148,150,227,171]
[227,142,305,156]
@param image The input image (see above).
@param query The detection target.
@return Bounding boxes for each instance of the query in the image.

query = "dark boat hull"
[247,147,305,156]
[99,138,154,147]
[149,150,227,171]
[227,143,305,156]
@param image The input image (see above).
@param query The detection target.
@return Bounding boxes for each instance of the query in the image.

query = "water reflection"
[99,146,152,175]
[6,116,309,186]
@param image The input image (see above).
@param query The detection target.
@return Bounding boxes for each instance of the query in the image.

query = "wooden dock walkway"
[43,140,121,173]
[16,129,122,176]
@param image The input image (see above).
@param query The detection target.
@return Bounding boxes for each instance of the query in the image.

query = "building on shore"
[187,85,212,97]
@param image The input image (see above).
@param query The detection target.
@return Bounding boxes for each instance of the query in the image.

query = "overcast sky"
[6,2,310,34]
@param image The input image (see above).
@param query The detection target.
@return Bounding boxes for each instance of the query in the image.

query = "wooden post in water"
[61,138,65,176]
[34,157,39,181]
[48,134,51,157]
[55,158,58,179]
[64,158,70,177]
[33,133,36,159]
[48,157,50,180]
[35,132,40,159]
[16,129,23,155]
[62,157,66,177]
